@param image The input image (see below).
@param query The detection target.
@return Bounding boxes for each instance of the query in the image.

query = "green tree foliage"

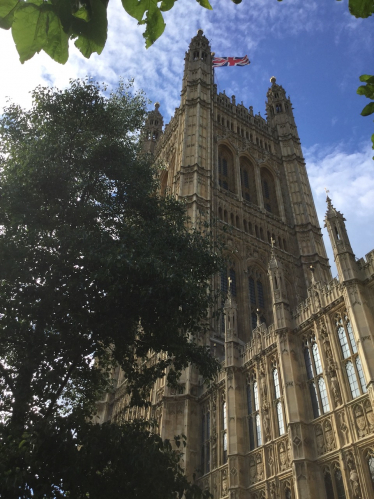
[357,74,374,154]
[0,78,221,498]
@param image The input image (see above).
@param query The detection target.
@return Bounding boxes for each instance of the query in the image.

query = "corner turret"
[142,102,163,154]
[266,76,298,137]
[324,195,360,282]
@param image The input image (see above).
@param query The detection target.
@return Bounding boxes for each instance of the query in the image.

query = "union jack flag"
[212,55,250,67]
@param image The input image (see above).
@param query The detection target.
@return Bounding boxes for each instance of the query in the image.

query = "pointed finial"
[197,29,204,36]
[256,308,261,327]
[324,187,332,204]
[270,237,275,248]
[270,76,276,84]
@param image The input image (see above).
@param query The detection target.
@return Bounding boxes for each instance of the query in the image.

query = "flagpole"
[211,51,215,88]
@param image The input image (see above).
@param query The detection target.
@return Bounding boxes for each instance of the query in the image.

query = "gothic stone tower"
[100,31,374,499]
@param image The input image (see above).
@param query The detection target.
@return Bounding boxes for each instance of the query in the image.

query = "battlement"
[292,277,343,329]
[357,249,374,279]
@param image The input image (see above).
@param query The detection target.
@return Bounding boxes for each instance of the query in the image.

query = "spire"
[324,194,360,282]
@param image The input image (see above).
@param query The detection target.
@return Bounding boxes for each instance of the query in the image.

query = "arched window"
[218,207,223,219]
[236,215,240,229]
[275,103,282,113]
[273,368,285,435]
[260,167,280,216]
[244,219,248,232]
[240,157,258,205]
[218,145,235,192]
[334,466,346,498]
[193,50,199,60]
[322,463,346,499]
[304,335,330,418]
[324,469,334,498]
[248,266,268,332]
[336,312,367,398]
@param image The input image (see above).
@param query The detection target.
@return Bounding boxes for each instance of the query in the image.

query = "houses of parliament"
[98,31,374,498]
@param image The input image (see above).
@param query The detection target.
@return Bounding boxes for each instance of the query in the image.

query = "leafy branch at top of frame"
[0,0,373,64]
[0,0,212,64]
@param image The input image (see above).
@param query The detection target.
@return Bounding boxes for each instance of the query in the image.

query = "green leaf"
[73,5,91,22]
[73,0,108,58]
[140,4,165,48]
[349,0,374,18]
[0,0,18,17]
[195,0,213,9]
[361,102,374,116]
[357,84,374,99]
[12,3,69,64]
[121,0,166,47]
[121,0,148,23]
[159,0,176,13]
[0,0,19,30]
[360,74,374,83]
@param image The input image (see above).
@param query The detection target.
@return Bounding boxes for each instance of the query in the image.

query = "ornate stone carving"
[267,446,275,477]
[346,452,362,498]
[330,372,342,406]
[221,468,228,497]
[314,418,335,455]
[338,410,349,445]
[278,441,289,471]
[351,400,374,438]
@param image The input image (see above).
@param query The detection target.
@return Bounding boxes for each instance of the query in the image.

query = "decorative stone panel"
[351,397,374,438]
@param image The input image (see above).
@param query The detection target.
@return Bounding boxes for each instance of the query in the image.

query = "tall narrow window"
[201,410,210,475]
[248,269,266,331]
[247,385,255,450]
[323,463,347,499]
[240,158,258,205]
[222,401,227,464]
[304,335,329,417]
[273,368,285,435]
[218,146,234,193]
[334,467,347,499]
[257,281,264,308]
[260,167,280,216]
[229,268,237,297]
[247,375,262,449]
[249,277,256,304]
[336,313,366,398]
[324,470,334,497]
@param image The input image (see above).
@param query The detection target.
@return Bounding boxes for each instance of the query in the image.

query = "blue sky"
[0,0,373,276]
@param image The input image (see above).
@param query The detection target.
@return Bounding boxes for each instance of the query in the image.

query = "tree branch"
[42,358,79,420]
